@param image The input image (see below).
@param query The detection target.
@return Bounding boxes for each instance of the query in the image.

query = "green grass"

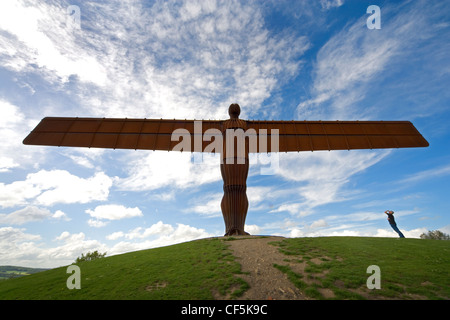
[0,238,247,300]
[270,237,450,300]
[1,236,449,300]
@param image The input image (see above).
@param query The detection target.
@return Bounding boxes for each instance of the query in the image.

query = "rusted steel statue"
[23,103,429,236]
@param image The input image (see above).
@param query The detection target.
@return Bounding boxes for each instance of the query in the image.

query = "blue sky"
[0,0,449,268]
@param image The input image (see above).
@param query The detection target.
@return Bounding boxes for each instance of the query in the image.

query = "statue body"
[220,104,249,235]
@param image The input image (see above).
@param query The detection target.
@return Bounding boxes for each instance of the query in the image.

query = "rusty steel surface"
[23,103,429,235]
[22,117,223,151]
[23,118,428,152]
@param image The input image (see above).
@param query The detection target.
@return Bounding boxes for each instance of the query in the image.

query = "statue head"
[228,103,241,119]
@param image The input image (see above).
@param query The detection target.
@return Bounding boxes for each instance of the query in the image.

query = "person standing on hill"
[385,210,405,238]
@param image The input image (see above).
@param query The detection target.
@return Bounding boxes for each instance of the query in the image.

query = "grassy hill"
[0,236,449,300]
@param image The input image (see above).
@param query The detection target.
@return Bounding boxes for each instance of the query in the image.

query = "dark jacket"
[386,212,396,225]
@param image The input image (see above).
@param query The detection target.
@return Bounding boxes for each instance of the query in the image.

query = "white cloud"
[48,231,108,264]
[0,99,40,171]
[106,231,124,241]
[270,151,389,214]
[65,155,95,169]
[189,193,222,217]
[107,221,213,244]
[297,1,441,121]
[310,219,328,229]
[320,0,344,10]
[118,152,221,192]
[245,224,262,235]
[297,20,398,120]
[0,206,51,225]
[271,206,423,238]
[0,227,42,266]
[373,227,427,239]
[0,1,309,121]
[0,227,106,268]
[286,225,427,239]
[115,221,175,240]
[398,165,450,185]
[282,211,425,239]
[288,227,304,238]
[85,204,143,221]
[0,170,113,208]
[0,157,19,173]
[187,186,276,218]
[87,219,108,228]
[247,186,274,205]
[326,209,419,224]
[151,191,176,202]
[62,149,106,170]
[0,226,41,243]
[33,170,113,206]
[0,179,40,209]
[52,210,70,221]
[271,203,303,216]
[0,0,107,85]
[277,151,389,184]
[108,222,213,256]
[0,198,65,226]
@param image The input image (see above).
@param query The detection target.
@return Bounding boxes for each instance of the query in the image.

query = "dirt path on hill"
[221,236,309,300]
[216,236,431,301]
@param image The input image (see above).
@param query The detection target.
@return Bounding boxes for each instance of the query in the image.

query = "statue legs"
[220,161,250,236]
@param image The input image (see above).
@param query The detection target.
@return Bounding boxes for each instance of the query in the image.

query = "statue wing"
[23,117,223,152]
[246,120,429,152]
[23,117,428,153]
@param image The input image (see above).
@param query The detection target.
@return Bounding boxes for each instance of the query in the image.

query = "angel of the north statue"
[23,103,429,236]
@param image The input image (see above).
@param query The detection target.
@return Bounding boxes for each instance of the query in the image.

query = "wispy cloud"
[0,0,107,86]
[319,0,344,10]
[398,165,450,185]
[297,1,450,121]
[0,0,310,122]
[270,150,390,215]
